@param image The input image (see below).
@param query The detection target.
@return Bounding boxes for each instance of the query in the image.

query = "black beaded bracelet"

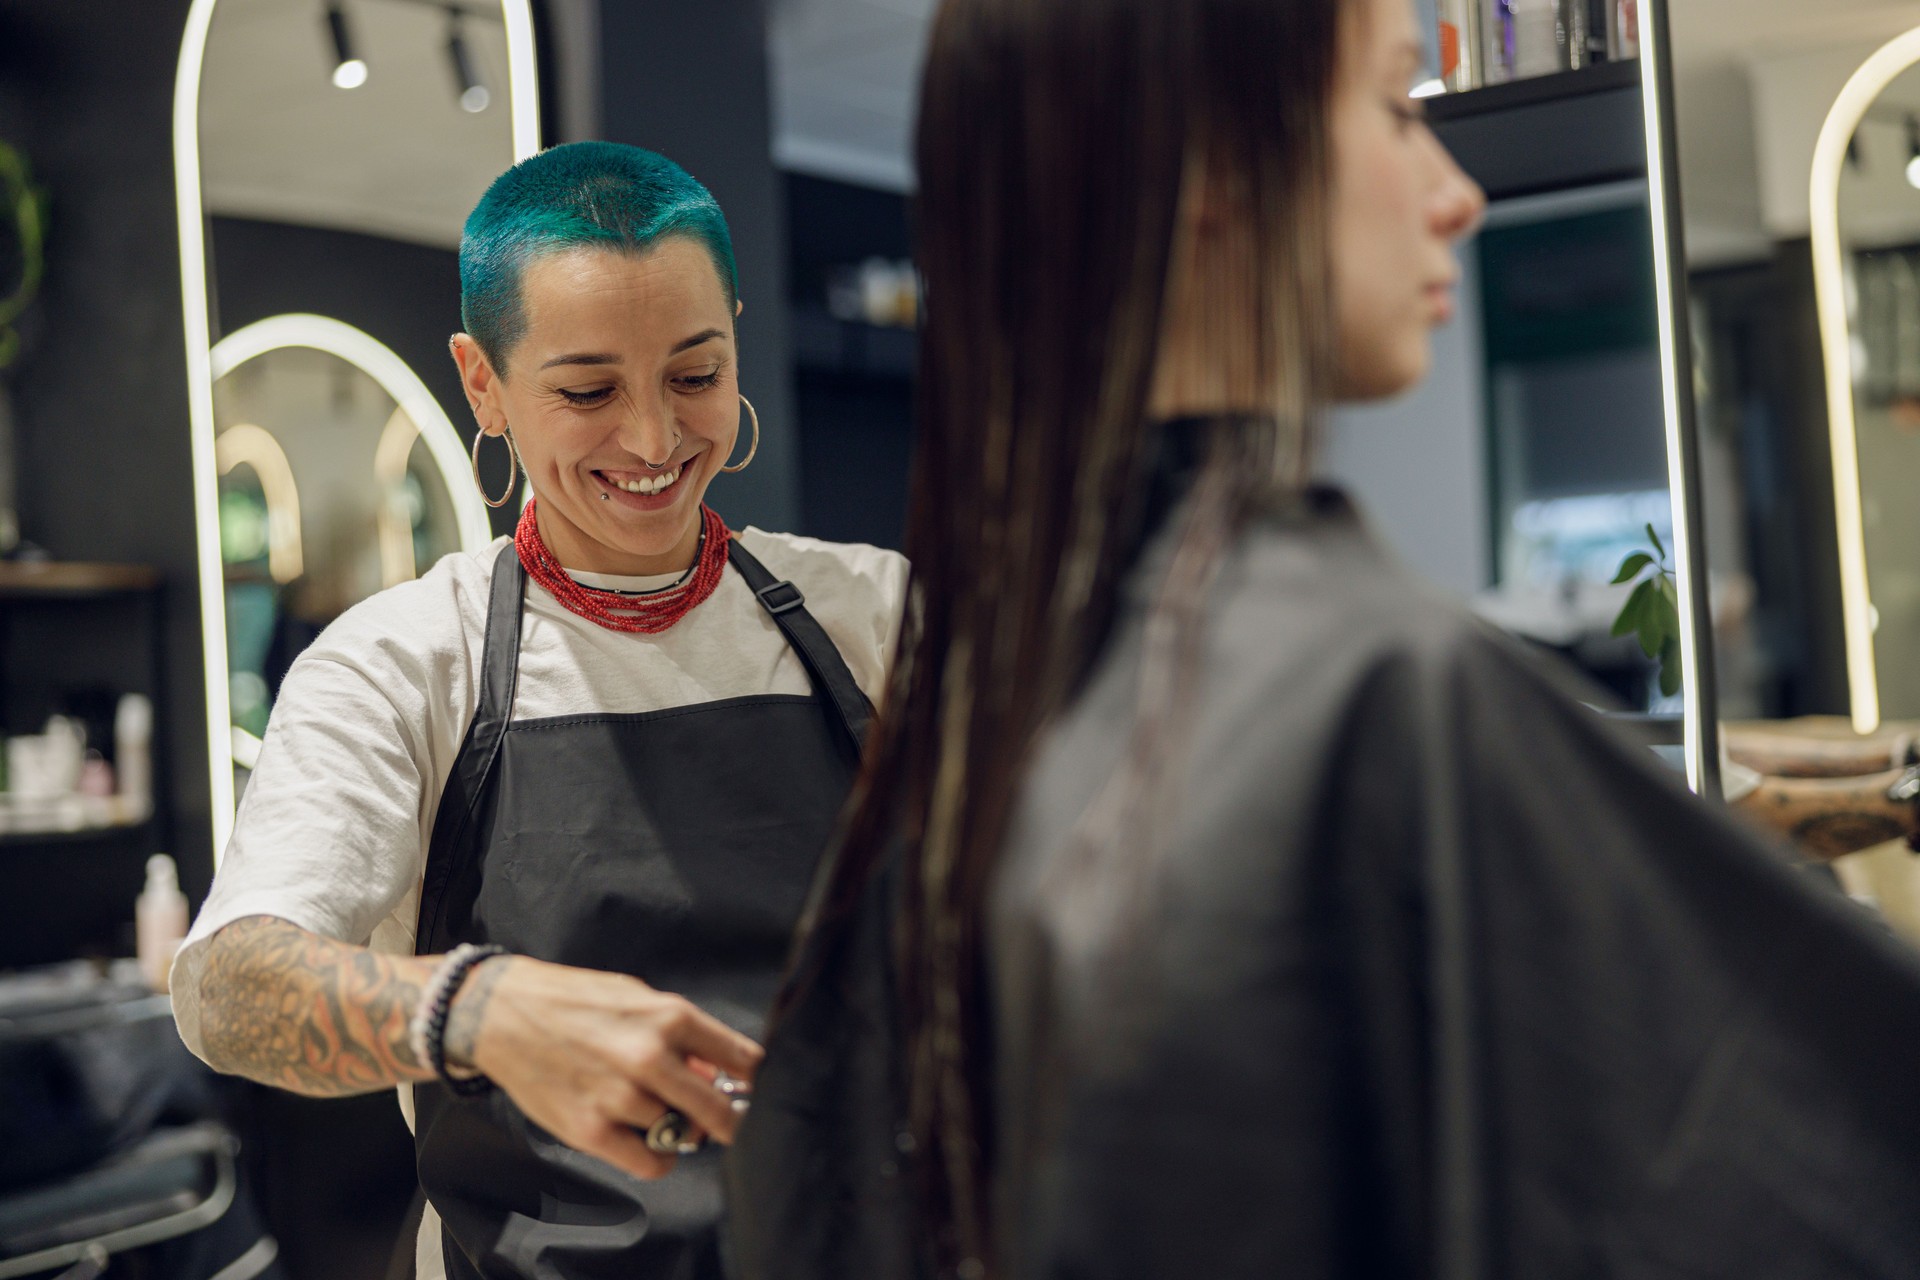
[422,943,507,1097]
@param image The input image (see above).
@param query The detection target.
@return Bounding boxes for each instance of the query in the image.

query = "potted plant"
[0,136,48,557]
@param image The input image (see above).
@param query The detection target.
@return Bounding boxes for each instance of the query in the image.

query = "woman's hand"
[447,955,764,1181]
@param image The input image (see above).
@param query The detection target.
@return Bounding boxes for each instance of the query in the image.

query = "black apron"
[412,540,872,1280]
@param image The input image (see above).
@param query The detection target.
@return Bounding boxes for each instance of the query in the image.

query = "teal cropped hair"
[460,141,740,374]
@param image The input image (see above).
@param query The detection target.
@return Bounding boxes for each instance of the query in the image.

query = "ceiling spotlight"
[446,12,491,113]
[326,3,368,90]
[1906,115,1920,191]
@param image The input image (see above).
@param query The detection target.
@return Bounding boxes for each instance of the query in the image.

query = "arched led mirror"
[1812,26,1920,733]
[174,0,541,854]
[1653,6,1920,881]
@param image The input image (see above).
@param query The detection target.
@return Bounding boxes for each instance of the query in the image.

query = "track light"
[326,3,368,90]
[1906,115,1920,191]
[447,12,490,113]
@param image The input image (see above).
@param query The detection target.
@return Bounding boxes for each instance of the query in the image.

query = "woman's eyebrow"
[540,352,621,370]
[537,329,727,371]
[669,327,727,356]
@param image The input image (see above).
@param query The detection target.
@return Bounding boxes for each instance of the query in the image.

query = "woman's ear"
[450,333,507,435]
[735,298,745,320]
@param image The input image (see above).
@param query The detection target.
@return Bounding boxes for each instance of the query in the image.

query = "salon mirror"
[1328,0,1720,792]
[1645,5,1920,885]
[175,0,540,851]
[1656,3,1920,738]
[1818,31,1920,731]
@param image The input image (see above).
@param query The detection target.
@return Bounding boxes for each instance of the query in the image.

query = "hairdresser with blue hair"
[170,142,906,1279]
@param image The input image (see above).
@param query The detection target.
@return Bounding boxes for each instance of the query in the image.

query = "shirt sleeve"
[1390,624,1920,1274]
[170,580,480,1062]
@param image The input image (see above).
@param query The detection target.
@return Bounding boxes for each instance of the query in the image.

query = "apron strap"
[445,548,526,843]
[728,538,873,756]
[418,546,526,949]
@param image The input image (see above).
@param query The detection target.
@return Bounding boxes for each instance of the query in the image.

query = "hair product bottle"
[1437,0,1483,91]
[114,692,152,819]
[136,853,188,993]
[1585,0,1613,64]
[1608,0,1640,61]
[1479,0,1514,86]
[1510,0,1563,79]
[1560,0,1592,70]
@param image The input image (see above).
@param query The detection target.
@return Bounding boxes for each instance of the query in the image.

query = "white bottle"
[137,854,189,993]
[1510,0,1562,79]
[1437,0,1482,91]
[116,693,153,820]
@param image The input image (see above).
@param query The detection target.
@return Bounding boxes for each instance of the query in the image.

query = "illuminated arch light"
[176,0,540,858]
[216,423,305,584]
[374,406,423,587]
[211,315,491,554]
[1638,0,1712,794]
[1810,23,1920,735]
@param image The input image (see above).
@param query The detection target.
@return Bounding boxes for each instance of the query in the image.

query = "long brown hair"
[794,0,1345,1269]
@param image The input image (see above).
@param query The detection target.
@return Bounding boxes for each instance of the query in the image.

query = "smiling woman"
[454,240,746,578]
[168,142,909,1280]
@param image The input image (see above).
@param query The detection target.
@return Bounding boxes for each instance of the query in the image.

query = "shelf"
[1425,59,1641,124]
[0,815,154,848]
[0,562,161,599]
[1430,60,1647,204]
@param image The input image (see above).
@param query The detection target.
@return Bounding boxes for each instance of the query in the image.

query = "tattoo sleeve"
[196,915,440,1097]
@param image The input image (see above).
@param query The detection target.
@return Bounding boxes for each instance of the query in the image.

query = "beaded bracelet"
[409,943,508,1097]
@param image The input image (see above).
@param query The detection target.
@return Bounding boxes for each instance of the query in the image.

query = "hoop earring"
[471,429,521,508]
[722,396,759,474]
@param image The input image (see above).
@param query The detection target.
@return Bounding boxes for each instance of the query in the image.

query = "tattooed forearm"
[197,915,439,1097]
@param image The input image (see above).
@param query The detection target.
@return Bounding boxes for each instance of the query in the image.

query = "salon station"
[0,0,1917,1275]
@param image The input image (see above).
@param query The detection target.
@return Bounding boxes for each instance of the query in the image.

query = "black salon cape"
[726,489,1920,1280]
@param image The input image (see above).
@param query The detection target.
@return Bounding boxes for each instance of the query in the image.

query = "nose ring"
[645,430,684,472]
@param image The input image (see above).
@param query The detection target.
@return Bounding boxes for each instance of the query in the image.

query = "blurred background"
[0,0,1917,1275]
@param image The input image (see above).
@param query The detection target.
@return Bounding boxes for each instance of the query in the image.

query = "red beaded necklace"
[514,498,732,634]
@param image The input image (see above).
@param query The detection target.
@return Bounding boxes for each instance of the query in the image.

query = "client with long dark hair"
[728,0,1920,1276]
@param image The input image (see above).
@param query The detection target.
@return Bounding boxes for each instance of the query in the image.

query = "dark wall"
[0,0,211,904]
[597,0,800,533]
[783,174,916,549]
[1687,247,1848,721]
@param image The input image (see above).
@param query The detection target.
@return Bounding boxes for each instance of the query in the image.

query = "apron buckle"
[756,580,806,616]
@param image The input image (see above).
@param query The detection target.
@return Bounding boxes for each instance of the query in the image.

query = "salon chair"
[0,964,276,1279]
[0,1123,241,1278]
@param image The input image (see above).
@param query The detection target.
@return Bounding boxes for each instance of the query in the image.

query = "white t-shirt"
[171,528,906,1279]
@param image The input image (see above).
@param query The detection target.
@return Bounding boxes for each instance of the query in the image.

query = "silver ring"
[713,1071,752,1114]
[643,1108,704,1156]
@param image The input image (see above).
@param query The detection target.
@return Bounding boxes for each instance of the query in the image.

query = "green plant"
[0,138,48,371]
[1612,523,1682,699]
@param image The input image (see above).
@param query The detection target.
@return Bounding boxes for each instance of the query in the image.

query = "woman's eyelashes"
[553,368,722,407]
[673,368,725,393]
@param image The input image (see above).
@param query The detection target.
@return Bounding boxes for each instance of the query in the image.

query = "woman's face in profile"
[1328,0,1486,402]
[470,238,742,574]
